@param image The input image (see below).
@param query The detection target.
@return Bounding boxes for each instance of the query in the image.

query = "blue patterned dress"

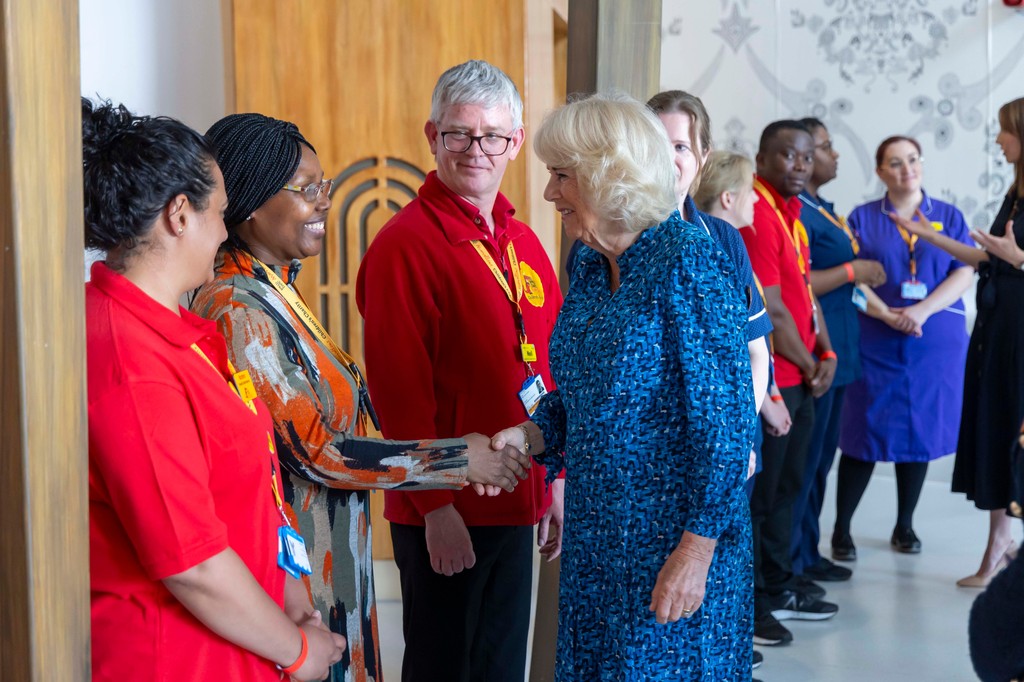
[532,212,756,680]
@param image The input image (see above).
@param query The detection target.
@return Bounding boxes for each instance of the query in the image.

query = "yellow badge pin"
[520,262,545,307]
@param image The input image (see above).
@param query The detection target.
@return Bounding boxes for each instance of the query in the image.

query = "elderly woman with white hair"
[492,93,756,679]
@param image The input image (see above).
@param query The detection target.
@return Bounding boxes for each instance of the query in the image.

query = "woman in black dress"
[892,97,1024,586]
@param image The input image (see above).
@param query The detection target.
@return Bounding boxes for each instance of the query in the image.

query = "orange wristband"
[280,628,308,675]
[770,394,784,402]
[820,350,838,361]
[843,262,855,283]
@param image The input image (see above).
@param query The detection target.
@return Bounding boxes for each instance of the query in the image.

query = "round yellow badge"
[520,262,545,307]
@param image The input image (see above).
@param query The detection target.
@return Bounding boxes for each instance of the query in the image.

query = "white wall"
[661,1,1024,230]
[79,0,227,132]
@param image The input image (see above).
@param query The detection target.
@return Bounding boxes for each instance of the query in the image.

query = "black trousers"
[391,523,533,682]
[751,384,815,598]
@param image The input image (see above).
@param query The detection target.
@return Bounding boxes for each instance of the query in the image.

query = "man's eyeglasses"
[440,131,513,156]
[282,178,334,203]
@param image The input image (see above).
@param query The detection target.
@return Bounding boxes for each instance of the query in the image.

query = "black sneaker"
[794,575,826,600]
[891,527,922,554]
[803,557,853,582]
[753,610,793,646]
[832,532,857,561]
[768,589,839,621]
[752,650,763,669]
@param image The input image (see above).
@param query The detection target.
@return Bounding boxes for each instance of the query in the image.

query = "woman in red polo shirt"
[83,98,345,681]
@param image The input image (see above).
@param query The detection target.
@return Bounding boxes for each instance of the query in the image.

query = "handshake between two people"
[462,426,534,497]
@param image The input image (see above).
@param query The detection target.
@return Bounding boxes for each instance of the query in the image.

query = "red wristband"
[820,350,838,361]
[770,394,785,402]
[280,628,308,675]
[843,262,855,283]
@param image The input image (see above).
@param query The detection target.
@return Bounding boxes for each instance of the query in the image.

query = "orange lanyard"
[755,179,810,277]
[755,179,818,331]
[470,240,537,373]
[191,343,288,525]
[799,194,860,255]
[893,221,920,280]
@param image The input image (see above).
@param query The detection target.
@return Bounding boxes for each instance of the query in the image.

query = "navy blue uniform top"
[800,190,861,387]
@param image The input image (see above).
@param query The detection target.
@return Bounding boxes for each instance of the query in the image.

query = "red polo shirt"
[356,171,562,526]
[741,176,816,388]
[87,262,284,681]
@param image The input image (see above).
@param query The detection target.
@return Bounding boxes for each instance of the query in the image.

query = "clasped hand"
[462,432,530,495]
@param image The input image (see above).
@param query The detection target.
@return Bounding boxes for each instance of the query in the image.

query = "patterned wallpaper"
[661,0,1024,230]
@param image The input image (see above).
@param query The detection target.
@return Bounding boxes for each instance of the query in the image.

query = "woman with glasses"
[84,99,346,681]
[191,113,530,682]
[832,135,974,559]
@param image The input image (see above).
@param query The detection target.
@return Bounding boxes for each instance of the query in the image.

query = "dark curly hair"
[81,98,216,258]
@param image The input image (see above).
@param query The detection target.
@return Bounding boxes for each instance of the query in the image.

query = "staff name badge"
[277,526,313,579]
[518,375,547,416]
[901,280,928,300]
[851,287,868,313]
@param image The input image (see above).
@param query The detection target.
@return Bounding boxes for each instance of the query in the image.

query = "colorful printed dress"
[530,212,756,680]
[192,250,469,682]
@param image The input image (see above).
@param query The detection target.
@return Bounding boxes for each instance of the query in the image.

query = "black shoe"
[753,610,793,646]
[752,650,763,670]
[793,575,827,600]
[768,589,839,621]
[831,532,857,561]
[891,527,922,553]
[803,557,853,582]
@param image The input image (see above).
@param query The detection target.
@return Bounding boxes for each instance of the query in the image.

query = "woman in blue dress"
[834,135,975,555]
[490,94,757,680]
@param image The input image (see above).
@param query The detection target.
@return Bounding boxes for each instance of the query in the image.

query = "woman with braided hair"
[83,99,346,681]
[191,113,529,682]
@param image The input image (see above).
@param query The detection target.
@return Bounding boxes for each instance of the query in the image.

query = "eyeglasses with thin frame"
[282,178,334,203]
[885,155,923,171]
[440,131,513,156]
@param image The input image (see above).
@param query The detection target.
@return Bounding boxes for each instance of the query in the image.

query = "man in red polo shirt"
[356,60,562,682]
[740,120,839,649]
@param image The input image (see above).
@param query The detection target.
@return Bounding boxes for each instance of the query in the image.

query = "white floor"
[375,454,1017,681]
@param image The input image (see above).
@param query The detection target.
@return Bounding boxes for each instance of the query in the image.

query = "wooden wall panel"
[0,0,90,679]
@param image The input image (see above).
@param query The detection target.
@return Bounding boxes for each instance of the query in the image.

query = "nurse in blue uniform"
[791,118,886,579]
[833,136,975,556]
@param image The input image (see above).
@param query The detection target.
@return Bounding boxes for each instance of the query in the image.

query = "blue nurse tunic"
[839,191,972,462]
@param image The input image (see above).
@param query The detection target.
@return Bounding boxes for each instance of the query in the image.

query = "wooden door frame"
[0,0,90,679]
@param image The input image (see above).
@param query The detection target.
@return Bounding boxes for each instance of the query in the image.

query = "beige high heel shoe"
[957,541,1018,588]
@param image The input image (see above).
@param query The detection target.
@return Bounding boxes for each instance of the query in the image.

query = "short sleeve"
[741,208,783,289]
[89,381,228,580]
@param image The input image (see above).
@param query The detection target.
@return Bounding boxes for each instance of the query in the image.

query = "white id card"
[851,287,868,313]
[518,375,547,416]
[901,280,928,300]
[278,525,312,577]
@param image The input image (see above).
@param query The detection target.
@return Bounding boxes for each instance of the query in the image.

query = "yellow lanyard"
[191,343,288,525]
[469,240,537,369]
[190,343,257,414]
[253,258,377,431]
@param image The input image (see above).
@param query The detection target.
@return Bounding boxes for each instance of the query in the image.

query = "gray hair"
[534,92,678,234]
[430,60,524,130]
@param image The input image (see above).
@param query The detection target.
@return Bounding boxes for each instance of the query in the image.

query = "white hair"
[430,60,523,130]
